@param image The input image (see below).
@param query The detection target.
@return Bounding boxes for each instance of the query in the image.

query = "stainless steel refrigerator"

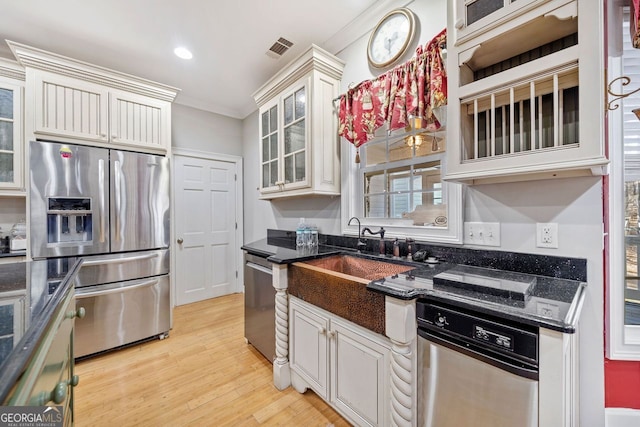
[29,140,171,358]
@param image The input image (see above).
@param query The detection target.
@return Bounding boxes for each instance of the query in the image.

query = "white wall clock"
[367,8,416,69]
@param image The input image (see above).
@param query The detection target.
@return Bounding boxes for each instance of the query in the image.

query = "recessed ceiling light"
[174,47,193,60]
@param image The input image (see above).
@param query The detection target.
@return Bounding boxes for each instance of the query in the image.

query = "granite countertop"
[242,237,587,333]
[0,248,27,258]
[241,237,344,263]
[0,258,83,403]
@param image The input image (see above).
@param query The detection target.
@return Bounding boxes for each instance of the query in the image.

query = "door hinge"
[235,271,238,278]
[235,173,237,181]
[235,222,238,230]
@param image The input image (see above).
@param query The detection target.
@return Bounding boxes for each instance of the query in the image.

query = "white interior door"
[174,154,239,305]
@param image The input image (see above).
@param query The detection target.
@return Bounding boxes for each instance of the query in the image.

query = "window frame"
[607,6,640,360]
[341,128,463,244]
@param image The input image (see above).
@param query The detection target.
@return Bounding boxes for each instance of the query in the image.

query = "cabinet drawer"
[6,285,77,421]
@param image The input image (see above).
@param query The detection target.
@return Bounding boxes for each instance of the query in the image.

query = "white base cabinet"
[289,296,390,427]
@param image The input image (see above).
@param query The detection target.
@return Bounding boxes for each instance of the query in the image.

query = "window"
[608,6,640,358]
[342,125,463,243]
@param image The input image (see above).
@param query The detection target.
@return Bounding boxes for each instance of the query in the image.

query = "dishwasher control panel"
[473,325,513,351]
[417,300,538,364]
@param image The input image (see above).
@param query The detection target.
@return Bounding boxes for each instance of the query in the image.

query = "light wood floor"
[74,293,350,427]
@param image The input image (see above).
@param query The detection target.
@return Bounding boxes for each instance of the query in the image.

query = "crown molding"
[0,57,25,81]
[7,40,179,102]
[252,44,345,107]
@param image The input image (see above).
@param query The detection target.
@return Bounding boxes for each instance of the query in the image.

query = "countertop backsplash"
[264,228,587,282]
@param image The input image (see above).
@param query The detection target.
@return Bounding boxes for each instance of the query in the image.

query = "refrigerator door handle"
[82,252,161,267]
[114,159,123,242]
[98,158,106,243]
[76,278,160,299]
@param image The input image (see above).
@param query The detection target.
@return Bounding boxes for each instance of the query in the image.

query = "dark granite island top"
[241,237,345,263]
[0,258,83,402]
[242,232,587,334]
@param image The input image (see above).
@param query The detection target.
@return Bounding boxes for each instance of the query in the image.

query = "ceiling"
[0,0,382,119]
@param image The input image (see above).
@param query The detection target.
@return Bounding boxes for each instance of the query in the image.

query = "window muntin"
[360,127,446,227]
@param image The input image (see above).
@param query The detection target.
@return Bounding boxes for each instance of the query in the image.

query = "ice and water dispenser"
[46,197,93,244]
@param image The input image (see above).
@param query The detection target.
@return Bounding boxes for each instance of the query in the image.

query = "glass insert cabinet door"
[0,80,21,190]
[261,101,279,190]
[259,81,309,193]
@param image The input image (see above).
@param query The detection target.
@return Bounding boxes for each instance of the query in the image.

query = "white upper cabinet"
[109,90,169,151]
[32,70,109,143]
[8,41,178,154]
[445,0,608,184]
[253,45,344,199]
[0,58,25,193]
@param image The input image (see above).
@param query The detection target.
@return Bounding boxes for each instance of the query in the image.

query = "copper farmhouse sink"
[301,254,413,281]
[287,255,412,335]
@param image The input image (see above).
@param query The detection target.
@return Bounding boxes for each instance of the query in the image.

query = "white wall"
[172,103,243,156]
[241,111,342,242]
[0,197,26,237]
[240,0,447,244]
[467,177,605,426]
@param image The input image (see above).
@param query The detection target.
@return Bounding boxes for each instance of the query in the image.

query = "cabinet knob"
[177,238,184,244]
[51,382,67,404]
[455,18,465,29]
[67,307,86,319]
[327,330,336,339]
[69,375,80,387]
[318,327,326,335]
[29,380,71,405]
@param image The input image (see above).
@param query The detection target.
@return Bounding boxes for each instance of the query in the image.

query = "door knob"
[177,238,183,244]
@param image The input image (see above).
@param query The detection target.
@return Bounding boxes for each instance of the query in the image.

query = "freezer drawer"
[74,249,170,287]
[74,274,170,358]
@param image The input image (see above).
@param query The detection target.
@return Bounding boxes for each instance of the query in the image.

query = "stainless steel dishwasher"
[244,252,275,362]
[417,299,539,427]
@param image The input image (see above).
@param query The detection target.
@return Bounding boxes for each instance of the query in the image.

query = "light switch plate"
[463,222,501,247]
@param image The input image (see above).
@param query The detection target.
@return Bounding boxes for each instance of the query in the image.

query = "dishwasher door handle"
[246,261,272,275]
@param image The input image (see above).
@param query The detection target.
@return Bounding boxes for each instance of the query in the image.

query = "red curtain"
[338,28,447,148]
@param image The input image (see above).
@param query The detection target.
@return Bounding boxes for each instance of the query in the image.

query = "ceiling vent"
[266,37,294,59]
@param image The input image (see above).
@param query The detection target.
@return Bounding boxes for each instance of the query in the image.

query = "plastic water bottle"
[296,218,305,247]
[308,225,318,247]
[303,224,312,247]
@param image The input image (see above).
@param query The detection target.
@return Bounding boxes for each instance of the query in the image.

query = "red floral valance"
[338,28,447,148]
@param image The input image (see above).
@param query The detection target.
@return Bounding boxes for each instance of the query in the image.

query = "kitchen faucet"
[348,217,366,251]
[361,226,386,255]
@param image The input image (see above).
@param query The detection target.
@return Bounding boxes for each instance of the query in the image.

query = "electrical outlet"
[464,222,501,247]
[536,223,558,248]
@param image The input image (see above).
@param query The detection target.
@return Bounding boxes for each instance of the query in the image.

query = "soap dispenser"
[393,238,400,258]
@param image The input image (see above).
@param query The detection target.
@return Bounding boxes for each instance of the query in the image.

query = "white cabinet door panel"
[110,91,169,151]
[289,299,329,399]
[33,70,108,142]
[331,319,389,427]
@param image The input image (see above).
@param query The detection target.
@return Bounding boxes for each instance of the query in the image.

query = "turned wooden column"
[272,263,291,390]
[385,296,417,427]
